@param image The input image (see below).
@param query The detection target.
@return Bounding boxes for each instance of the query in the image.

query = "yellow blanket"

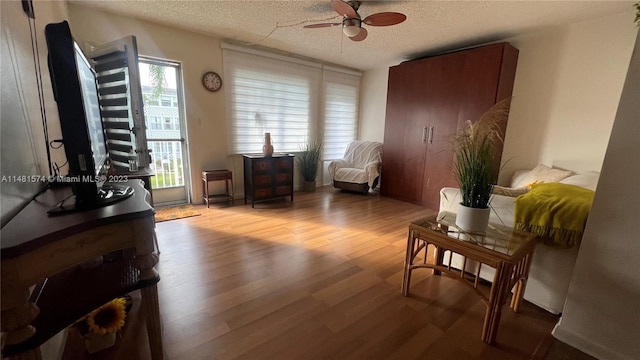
[514,183,595,248]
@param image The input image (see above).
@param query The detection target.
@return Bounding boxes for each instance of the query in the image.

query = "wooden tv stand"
[0,180,163,359]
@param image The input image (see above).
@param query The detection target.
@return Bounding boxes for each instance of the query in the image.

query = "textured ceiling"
[69,0,634,70]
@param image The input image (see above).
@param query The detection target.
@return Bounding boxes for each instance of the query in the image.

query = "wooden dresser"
[243,154,294,208]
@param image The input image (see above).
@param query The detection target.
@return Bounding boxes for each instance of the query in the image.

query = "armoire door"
[455,43,519,175]
[380,60,429,203]
[419,51,468,209]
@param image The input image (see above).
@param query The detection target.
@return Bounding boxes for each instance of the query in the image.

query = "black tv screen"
[45,21,132,212]
[75,41,108,183]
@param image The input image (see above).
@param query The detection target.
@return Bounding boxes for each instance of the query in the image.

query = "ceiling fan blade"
[331,0,357,18]
[303,22,342,28]
[363,12,407,26]
[349,27,368,42]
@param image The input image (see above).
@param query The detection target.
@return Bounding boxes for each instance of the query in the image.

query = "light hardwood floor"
[63,187,559,359]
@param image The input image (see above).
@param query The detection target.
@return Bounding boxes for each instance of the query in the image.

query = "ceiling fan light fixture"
[304,1,405,42]
[342,18,361,37]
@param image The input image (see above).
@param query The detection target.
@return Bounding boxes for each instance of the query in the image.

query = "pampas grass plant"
[297,136,323,183]
[453,97,511,209]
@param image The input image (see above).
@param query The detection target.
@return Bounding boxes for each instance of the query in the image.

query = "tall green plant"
[297,136,323,182]
[148,64,166,100]
[453,97,511,208]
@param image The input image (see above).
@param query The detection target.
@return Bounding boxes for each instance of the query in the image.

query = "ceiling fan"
[303,0,407,42]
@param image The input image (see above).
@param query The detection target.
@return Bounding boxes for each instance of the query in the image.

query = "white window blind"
[222,46,320,154]
[222,44,361,162]
[322,68,360,160]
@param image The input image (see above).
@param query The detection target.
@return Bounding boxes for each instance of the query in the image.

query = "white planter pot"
[84,331,116,353]
[455,204,490,233]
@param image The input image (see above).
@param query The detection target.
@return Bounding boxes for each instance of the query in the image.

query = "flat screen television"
[45,21,132,213]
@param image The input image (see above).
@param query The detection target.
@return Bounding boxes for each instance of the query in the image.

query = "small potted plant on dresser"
[453,97,511,232]
[297,136,323,192]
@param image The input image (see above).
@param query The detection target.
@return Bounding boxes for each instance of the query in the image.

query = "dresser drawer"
[255,174,273,186]
[254,188,273,199]
[275,173,291,183]
[253,160,273,172]
[277,159,292,169]
[275,185,292,196]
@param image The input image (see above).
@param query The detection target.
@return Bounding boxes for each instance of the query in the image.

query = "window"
[161,96,171,107]
[150,116,162,130]
[163,117,173,130]
[222,44,360,157]
[322,67,360,160]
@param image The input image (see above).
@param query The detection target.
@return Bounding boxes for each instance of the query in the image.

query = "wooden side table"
[202,170,234,207]
[122,167,156,206]
[402,211,538,344]
[0,180,162,359]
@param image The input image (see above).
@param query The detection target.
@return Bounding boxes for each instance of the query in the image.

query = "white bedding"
[437,165,599,314]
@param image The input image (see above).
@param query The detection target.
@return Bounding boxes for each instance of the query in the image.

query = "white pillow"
[512,164,573,188]
[492,185,528,197]
[509,169,532,188]
[559,171,600,191]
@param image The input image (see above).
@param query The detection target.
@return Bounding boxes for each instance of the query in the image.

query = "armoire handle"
[422,127,428,143]
[428,126,434,144]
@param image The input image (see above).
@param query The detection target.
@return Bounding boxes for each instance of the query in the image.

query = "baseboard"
[552,318,634,360]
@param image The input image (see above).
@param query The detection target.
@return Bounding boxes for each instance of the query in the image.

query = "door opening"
[139,59,190,206]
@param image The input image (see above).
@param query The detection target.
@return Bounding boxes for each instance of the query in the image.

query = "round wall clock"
[202,71,222,92]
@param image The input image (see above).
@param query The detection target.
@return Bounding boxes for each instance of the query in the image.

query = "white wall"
[358,11,636,185]
[359,67,390,142]
[68,4,229,204]
[501,11,636,181]
[1,0,68,224]
[1,2,72,360]
[552,29,640,360]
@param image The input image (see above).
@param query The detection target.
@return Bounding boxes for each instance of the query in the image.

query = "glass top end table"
[402,211,538,344]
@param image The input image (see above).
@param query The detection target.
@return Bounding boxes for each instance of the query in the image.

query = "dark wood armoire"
[380,42,519,209]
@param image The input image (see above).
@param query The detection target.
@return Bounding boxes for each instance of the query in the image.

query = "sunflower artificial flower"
[86,297,127,335]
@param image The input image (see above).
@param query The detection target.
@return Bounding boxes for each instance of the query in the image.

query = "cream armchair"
[328,140,383,193]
